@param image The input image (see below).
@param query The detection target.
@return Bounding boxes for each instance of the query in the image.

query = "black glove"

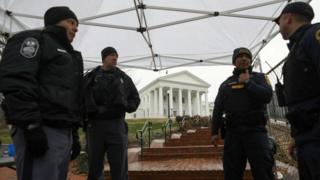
[70,129,81,160]
[24,126,49,158]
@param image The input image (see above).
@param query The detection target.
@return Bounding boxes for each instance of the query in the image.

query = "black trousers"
[223,130,275,180]
[87,119,128,180]
[297,141,320,180]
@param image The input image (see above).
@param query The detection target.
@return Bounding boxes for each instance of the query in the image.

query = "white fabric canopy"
[0,0,311,71]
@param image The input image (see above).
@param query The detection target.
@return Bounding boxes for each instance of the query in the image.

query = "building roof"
[139,70,210,93]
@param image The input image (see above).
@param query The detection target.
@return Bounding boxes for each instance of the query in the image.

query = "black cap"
[273,2,314,24]
[101,47,118,60]
[232,47,252,64]
[44,6,78,27]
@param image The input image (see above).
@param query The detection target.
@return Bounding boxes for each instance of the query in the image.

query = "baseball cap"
[273,2,314,24]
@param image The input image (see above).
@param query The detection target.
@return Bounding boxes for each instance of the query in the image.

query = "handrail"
[135,120,152,159]
[162,118,172,142]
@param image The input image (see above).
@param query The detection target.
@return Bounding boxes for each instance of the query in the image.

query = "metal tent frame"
[0,0,312,71]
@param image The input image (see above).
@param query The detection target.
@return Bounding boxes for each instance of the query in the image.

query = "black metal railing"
[162,118,172,142]
[135,120,152,158]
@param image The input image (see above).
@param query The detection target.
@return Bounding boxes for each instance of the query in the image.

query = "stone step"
[143,145,223,154]
[183,129,211,135]
[141,145,223,160]
[142,152,222,160]
[165,139,222,146]
[104,158,253,180]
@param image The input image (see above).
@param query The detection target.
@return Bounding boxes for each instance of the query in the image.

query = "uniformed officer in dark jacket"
[211,47,274,180]
[84,47,140,180]
[0,6,83,180]
[274,2,320,180]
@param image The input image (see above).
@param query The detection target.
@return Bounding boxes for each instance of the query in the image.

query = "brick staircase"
[164,128,219,146]
[141,145,223,160]
[104,127,253,180]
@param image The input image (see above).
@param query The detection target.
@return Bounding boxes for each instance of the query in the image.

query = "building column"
[196,91,200,115]
[153,88,158,117]
[142,96,146,117]
[168,87,173,117]
[159,87,163,116]
[178,88,183,116]
[148,92,151,117]
[188,90,192,116]
[205,91,209,116]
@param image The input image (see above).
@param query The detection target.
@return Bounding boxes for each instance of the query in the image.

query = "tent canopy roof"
[0,0,310,71]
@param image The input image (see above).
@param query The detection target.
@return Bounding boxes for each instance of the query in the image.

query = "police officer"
[0,6,83,180]
[274,2,320,180]
[211,47,274,180]
[84,47,140,180]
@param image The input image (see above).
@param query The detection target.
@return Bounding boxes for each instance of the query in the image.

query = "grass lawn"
[0,128,11,144]
[0,118,178,147]
[126,118,178,147]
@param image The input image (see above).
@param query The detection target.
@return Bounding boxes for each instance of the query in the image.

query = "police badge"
[20,37,39,58]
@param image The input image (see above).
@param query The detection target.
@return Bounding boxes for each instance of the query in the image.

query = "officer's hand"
[211,135,219,147]
[288,141,297,161]
[24,126,49,158]
[238,69,250,83]
[70,129,81,160]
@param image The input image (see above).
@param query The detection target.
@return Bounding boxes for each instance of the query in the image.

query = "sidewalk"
[0,167,87,180]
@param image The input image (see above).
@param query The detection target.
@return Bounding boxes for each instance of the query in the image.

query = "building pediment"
[139,70,210,93]
[158,71,210,87]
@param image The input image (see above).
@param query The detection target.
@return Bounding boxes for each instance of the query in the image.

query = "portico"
[134,71,210,118]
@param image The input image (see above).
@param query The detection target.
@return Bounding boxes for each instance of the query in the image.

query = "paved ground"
[0,167,87,180]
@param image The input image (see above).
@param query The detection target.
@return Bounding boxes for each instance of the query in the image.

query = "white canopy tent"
[0,0,311,71]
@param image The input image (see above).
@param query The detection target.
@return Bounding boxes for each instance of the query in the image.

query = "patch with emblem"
[20,37,39,58]
[315,29,320,43]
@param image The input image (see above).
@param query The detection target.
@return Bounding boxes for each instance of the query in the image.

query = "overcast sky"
[129,0,320,102]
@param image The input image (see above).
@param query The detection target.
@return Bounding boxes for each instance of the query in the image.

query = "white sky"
[129,0,320,102]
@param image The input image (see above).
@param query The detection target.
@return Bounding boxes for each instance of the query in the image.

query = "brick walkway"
[0,167,87,180]
[0,167,16,180]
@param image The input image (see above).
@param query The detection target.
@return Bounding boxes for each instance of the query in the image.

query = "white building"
[128,71,211,119]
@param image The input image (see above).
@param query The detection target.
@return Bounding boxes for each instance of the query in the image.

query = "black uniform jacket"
[282,23,320,142]
[211,69,272,135]
[0,25,84,128]
[283,23,320,107]
[84,66,140,120]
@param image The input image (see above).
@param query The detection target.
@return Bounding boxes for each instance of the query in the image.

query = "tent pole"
[81,21,137,31]
[80,7,136,21]
[148,14,213,30]
[220,13,273,21]
[147,0,287,15]
[9,12,42,20]
[133,0,158,70]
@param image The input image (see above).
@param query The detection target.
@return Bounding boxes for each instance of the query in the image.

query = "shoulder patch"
[20,37,39,58]
[315,29,320,43]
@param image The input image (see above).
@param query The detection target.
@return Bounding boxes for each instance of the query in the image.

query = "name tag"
[57,48,67,53]
[231,84,244,89]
